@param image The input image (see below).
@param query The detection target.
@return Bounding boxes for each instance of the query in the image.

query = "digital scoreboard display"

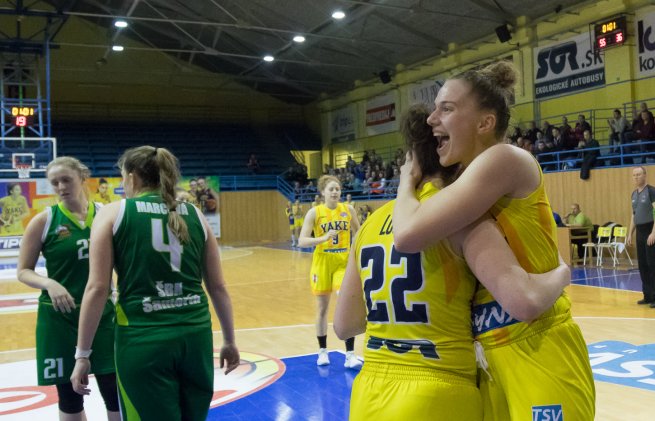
[11,106,35,127]
[594,16,627,51]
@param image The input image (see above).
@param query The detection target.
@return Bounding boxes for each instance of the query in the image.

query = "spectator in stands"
[247,153,261,174]
[551,127,565,151]
[361,150,370,166]
[509,126,522,142]
[640,102,654,121]
[608,109,629,152]
[394,148,405,163]
[560,116,573,142]
[524,121,542,143]
[346,155,357,173]
[574,115,592,143]
[564,203,593,260]
[196,177,219,213]
[535,141,553,171]
[305,180,317,195]
[634,110,655,151]
[580,130,600,180]
[541,121,554,143]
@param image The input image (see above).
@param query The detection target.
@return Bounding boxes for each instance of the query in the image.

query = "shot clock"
[11,106,35,128]
[594,16,627,51]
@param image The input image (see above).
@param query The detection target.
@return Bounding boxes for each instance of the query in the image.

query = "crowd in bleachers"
[507,103,655,173]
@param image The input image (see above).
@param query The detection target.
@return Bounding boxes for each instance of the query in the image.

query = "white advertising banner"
[330,104,356,143]
[636,8,655,77]
[533,33,605,99]
[365,91,397,136]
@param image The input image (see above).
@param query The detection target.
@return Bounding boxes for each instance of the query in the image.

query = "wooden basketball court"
[1,244,654,420]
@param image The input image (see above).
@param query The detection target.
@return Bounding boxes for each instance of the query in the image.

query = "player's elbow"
[297,237,310,248]
[393,227,422,253]
[507,293,543,322]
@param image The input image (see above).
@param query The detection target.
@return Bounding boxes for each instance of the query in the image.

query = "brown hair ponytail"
[118,146,190,243]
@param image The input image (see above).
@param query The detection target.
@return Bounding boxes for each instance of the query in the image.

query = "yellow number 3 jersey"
[354,182,477,377]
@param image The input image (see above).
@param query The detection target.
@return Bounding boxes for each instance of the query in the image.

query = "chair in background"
[582,226,613,266]
[610,226,633,267]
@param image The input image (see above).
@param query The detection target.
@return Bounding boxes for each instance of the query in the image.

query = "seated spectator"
[560,116,573,142]
[343,156,353,172]
[640,102,654,121]
[541,121,554,143]
[634,110,655,147]
[509,126,522,142]
[247,153,261,174]
[608,109,629,152]
[564,203,593,260]
[524,121,542,142]
[304,180,317,194]
[580,130,600,179]
[574,114,592,143]
[361,150,370,166]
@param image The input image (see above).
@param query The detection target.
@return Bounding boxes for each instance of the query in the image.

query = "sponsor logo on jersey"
[340,212,348,218]
[54,225,71,239]
[367,336,439,360]
[588,340,655,392]
[471,300,519,335]
[532,404,563,421]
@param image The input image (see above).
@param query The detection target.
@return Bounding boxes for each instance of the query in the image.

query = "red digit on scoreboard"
[616,32,623,43]
[599,38,607,48]
[15,116,27,127]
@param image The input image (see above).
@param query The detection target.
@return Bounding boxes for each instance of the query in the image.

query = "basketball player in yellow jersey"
[298,175,360,368]
[335,104,570,421]
[0,183,29,235]
[394,62,595,420]
[292,199,304,246]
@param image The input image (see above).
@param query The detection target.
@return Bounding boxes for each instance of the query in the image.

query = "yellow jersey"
[355,182,477,376]
[313,203,352,253]
[473,166,571,348]
[0,195,28,234]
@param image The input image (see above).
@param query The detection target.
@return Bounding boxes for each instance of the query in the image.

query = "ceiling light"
[112,45,124,52]
[263,55,274,62]
[332,10,346,19]
[293,35,306,43]
[114,20,128,28]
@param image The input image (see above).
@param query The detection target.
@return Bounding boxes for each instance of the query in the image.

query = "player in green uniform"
[334,105,570,420]
[71,146,240,420]
[17,157,119,421]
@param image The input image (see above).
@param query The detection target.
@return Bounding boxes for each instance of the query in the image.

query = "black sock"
[345,337,355,352]
[317,335,327,349]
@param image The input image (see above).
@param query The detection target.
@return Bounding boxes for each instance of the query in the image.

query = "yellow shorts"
[480,320,595,421]
[294,218,303,228]
[310,251,348,295]
[350,362,482,421]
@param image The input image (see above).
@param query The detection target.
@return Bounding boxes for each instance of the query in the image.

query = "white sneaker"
[344,351,362,369]
[317,348,330,366]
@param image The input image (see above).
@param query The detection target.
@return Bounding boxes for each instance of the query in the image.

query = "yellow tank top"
[473,166,571,347]
[356,182,477,377]
[1,195,27,233]
[313,203,352,253]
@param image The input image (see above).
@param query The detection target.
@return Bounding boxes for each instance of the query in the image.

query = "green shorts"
[115,323,214,421]
[36,300,115,386]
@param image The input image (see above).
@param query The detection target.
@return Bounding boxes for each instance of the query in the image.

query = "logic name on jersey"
[472,301,520,335]
[135,201,189,215]
[319,220,349,232]
[142,281,201,313]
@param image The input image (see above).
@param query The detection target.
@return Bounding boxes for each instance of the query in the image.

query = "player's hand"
[46,280,76,313]
[399,151,422,189]
[325,230,339,240]
[219,343,240,375]
[648,233,655,247]
[626,233,632,247]
[70,358,91,395]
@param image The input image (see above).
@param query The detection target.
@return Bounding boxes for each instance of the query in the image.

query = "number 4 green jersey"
[112,193,210,327]
[41,202,97,303]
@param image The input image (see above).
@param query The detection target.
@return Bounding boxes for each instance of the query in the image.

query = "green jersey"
[40,202,98,304]
[112,193,209,327]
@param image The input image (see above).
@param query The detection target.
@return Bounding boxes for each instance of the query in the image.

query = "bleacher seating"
[52,122,314,177]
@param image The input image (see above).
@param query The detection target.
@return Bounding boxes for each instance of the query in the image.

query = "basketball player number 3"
[360,245,428,323]
[151,219,183,272]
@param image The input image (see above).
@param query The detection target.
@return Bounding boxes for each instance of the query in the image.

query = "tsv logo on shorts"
[532,404,563,421]
[588,341,655,392]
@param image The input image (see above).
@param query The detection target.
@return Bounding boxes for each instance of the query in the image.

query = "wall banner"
[636,8,655,77]
[330,105,356,143]
[366,91,397,136]
[534,33,605,99]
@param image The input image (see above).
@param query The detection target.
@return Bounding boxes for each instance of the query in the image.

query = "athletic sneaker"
[317,348,330,366]
[344,351,362,369]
